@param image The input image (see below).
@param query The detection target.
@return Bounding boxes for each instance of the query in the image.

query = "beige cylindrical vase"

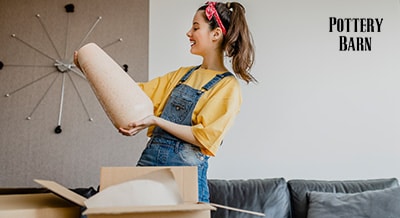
[77,43,153,130]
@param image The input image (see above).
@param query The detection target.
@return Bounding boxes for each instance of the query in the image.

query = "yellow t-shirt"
[138,66,242,156]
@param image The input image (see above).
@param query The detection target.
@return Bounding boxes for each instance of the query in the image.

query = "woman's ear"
[212,28,223,41]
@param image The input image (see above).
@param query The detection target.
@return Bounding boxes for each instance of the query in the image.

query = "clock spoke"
[75,16,102,55]
[4,70,56,97]
[11,34,57,62]
[64,4,75,60]
[36,14,62,60]
[55,73,66,133]
[67,72,93,122]
[26,73,59,120]
[101,38,123,50]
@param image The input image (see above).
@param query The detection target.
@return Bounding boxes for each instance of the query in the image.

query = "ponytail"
[199,2,256,83]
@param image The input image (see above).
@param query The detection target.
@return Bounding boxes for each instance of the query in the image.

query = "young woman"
[119,1,256,203]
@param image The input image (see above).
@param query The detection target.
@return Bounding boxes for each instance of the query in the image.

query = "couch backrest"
[208,178,291,218]
[287,178,399,218]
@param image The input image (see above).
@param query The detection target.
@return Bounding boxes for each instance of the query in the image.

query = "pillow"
[307,186,400,218]
[288,178,399,218]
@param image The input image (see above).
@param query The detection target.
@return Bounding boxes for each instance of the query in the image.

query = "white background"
[149,0,400,180]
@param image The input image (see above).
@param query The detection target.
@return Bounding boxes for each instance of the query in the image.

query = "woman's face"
[186,10,214,56]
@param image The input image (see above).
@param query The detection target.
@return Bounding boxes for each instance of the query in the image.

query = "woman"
[119,1,256,203]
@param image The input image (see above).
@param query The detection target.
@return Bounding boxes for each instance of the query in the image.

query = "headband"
[205,1,227,35]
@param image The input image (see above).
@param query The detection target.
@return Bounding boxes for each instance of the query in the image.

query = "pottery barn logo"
[329,17,383,51]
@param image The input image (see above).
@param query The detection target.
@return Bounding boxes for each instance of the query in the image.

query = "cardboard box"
[36,166,214,218]
[0,192,81,218]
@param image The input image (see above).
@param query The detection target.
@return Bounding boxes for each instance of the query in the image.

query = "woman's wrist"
[152,115,161,127]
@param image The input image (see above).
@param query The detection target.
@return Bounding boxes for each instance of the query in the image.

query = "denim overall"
[137,66,233,202]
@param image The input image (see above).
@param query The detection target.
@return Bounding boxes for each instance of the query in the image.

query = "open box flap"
[34,179,86,207]
[83,203,215,215]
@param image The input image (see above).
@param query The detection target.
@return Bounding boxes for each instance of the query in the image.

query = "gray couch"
[208,178,400,218]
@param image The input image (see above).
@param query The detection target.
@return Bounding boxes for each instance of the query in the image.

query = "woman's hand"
[118,115,157,136]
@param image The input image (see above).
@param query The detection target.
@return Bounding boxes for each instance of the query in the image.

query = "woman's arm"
[118,115,202,148]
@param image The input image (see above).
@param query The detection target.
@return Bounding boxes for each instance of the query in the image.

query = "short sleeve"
[192,76,242,156]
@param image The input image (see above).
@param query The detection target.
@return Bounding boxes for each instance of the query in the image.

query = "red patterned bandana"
[205,1,227,35]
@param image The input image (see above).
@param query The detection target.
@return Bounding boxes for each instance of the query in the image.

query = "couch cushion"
[208,178,290,218]
[307,186,400,218]
[287,178,399,218]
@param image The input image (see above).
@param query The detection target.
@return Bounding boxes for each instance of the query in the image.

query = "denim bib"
[137,66,233,202]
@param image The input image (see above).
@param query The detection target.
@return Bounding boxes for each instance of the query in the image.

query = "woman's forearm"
[153,116,202,148]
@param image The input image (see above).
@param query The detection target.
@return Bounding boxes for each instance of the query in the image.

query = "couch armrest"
[208,178,291,218]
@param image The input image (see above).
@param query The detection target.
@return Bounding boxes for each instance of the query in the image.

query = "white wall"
[150,0,400,180]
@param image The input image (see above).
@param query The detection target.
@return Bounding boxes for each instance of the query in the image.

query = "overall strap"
[202,72,234,91]
[179,65,201,83]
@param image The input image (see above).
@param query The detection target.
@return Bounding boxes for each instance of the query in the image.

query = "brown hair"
[198,2,256,83]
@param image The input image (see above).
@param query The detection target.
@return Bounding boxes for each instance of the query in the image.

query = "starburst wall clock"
[0,3,127,134]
